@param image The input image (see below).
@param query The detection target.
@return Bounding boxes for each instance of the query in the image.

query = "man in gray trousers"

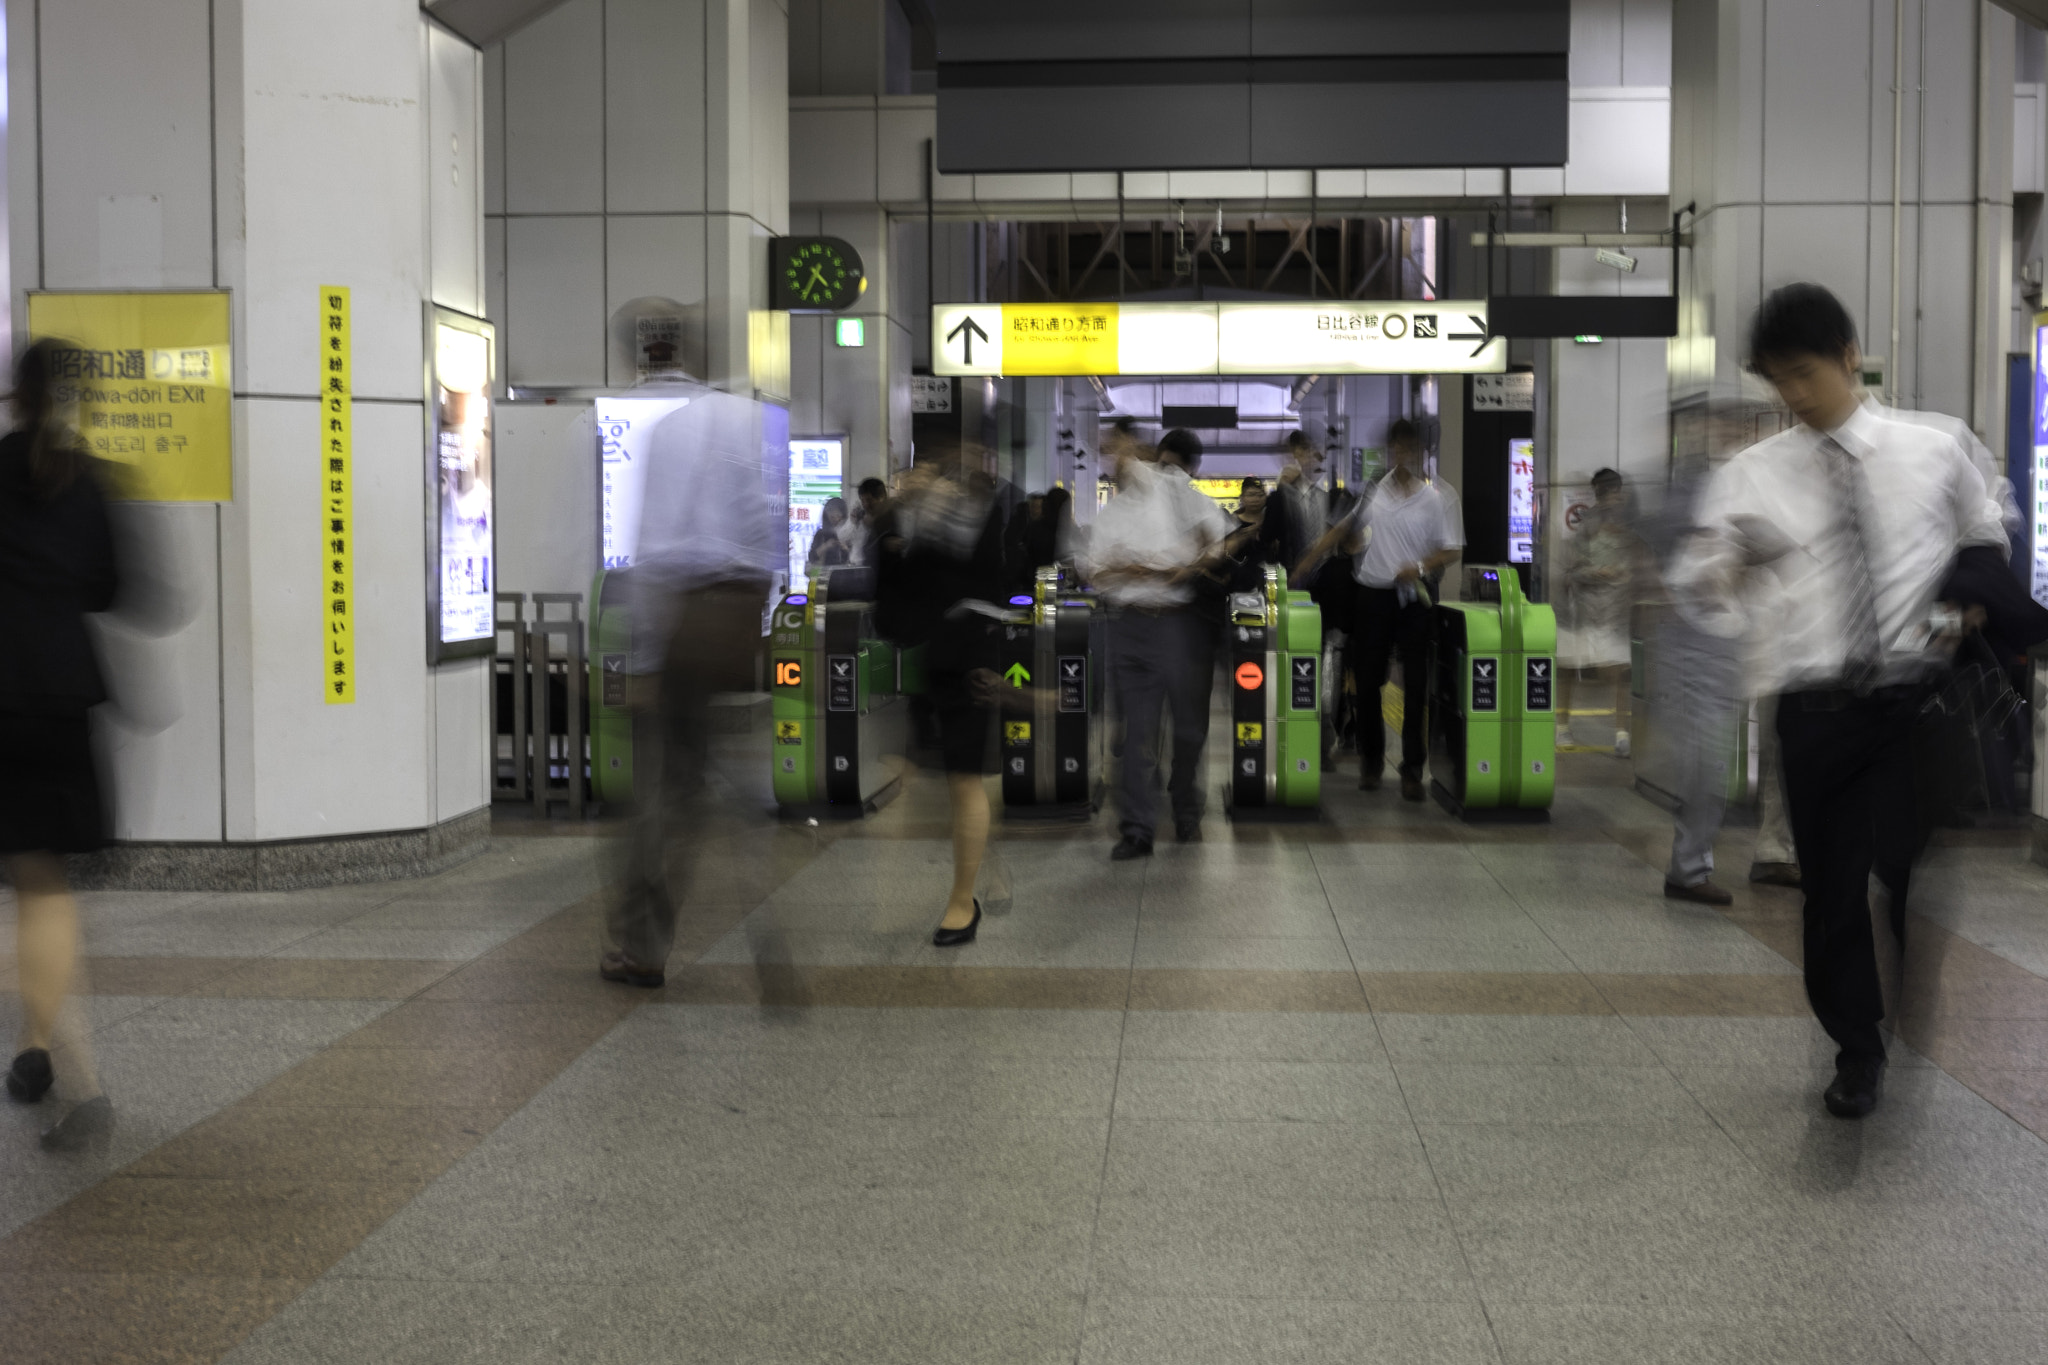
[1084,427,1233,858]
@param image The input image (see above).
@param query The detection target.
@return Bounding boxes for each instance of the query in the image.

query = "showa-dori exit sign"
[932,301,1505,377]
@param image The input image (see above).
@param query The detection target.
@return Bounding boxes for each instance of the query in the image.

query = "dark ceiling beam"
[421,0,573,46]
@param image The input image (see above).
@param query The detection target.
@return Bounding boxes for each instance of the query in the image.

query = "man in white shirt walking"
[1297,420,1463,801]
[1084,426,1235,857]
[1673,283,2003,1119]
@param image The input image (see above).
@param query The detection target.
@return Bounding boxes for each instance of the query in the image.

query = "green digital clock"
[771,236,867,312]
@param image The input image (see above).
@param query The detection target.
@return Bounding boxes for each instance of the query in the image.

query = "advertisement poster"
[788,436,845,584]
[595,395,694,569]
[1507,436,1536,565]
[26,290,233,501]
[2033,318,2048,609]
[430,310,496,660]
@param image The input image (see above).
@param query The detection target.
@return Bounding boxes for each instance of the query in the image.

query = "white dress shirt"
[1672,400,2002,693]
[1082,462,1233,609]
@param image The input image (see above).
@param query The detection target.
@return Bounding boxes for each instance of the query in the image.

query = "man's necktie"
[1819,436,1882,690]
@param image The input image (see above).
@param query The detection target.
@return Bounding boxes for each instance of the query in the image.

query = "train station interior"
[4,1,2048,1361]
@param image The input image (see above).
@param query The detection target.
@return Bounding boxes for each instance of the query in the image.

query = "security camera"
[1594,248,1637,274]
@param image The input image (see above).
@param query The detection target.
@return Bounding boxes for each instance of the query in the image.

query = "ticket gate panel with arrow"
[1225,565,1323,820]
[1000,571,1104,819]
[1429,565,1555,820]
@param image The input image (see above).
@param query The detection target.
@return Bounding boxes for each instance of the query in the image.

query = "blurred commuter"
[1671,283,2005,1119]
[1271,431,1354,766]
[849,476,889,564]
[806,496,852,569]
[2,339,117,1151]
[1558,468,1642,757]
[1747,698,1802,888]
[606,390,779,989]
[1085,427,1233,855]
[872,436,1009,943]
[1297,419,1462,800]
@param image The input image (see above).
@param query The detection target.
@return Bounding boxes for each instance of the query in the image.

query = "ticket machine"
[1224,564,1323,820]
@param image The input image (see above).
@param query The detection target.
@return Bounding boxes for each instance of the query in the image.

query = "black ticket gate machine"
[1224,565,1324,820]
[999,567,1104,819]
[769,566,907,818]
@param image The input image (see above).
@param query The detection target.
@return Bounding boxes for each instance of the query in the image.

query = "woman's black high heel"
[6,1049,54,1103]
[932,899,982,947]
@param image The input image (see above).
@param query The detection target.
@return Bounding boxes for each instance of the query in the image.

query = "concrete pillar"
[1671,0,2015,450]
[8,0,491,883]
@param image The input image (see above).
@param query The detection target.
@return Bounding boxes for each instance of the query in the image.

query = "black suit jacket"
[0,432,118,714]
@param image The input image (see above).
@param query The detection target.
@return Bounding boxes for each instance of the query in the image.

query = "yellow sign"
[1235,722,1264,745]
[1004,721,1032,744]
[999,305,1118,376]
[776,720,803,744]
[319,287,355,705]
[26,291,232,501]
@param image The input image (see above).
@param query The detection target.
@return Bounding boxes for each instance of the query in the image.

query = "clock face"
[780,240,864,311]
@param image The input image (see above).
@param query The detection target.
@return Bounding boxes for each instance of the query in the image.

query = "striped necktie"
[1819,435,1881,690]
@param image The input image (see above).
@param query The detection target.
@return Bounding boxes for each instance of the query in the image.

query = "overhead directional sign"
[932,301,1504,377]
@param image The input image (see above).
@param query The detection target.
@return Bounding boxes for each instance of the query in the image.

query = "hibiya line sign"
[931,301,1506,377]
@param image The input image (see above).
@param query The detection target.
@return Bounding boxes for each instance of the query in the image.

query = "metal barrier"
[492,590,587,816]
[492,592,530,801]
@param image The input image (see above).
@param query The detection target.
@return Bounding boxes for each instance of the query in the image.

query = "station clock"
[771,236,867,312]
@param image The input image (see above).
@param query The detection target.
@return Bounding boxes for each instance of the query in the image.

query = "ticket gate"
[587,568,634,806]
[998,567,1104,819]
[769,566,907,817]
[1224,564,1323,820]
[1429,565,1556,820]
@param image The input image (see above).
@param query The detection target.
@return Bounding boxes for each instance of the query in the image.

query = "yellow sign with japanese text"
[998,305,1119,376]
[319,287,355,705]
[26,291,232,501]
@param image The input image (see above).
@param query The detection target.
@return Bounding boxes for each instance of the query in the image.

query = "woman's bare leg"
[940,773,989,930]
[10,852,99,1098]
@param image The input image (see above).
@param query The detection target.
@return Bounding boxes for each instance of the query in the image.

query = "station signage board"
[932,301,1503,377]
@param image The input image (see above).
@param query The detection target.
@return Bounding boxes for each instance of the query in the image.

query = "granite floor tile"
[1117,1009,1386,1062]
[1078,1296,1500,1365]
[1625,1015,1928,1069]
[246,1045,583,1110]
[123,1103,507,1182]
[1131,931,1356,972]
[1416,1120,1759,1201]
[1392,1063,1708,1126]
[0,1271,312,1365]
[334,998,635,1052]
[1374,1013,1660,1066]
[1889,1307,2048,1365]
[186,957,460,999]
[271,925,524,961]
[1487,1303,1932,1365]
[1126,968,1368,1013]
[89,996,393,1051]
[1339,931,1580,975]
[1112,1057,1409,1123]
[621,1002,1127,1058]
[1104,1118,1438,1202]
[1359,971,1612,1015]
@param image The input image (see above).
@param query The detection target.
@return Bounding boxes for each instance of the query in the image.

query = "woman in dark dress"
[2,339,119,1151]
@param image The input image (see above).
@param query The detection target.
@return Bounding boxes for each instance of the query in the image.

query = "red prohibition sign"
[1234,661,1265,690]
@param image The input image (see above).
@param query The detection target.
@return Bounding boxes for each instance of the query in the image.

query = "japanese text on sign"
[320,287,355,705]
[26,291,232,500]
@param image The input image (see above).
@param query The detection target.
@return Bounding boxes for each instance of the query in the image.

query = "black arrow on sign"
[946,315,988,364]
[1447,314,1490,358]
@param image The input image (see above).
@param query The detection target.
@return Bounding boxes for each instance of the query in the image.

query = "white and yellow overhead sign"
[931,300,1503,377]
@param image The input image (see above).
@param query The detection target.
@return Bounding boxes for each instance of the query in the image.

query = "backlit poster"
[2033,315,2048,609]
[428,307,496,661]
[788,436,845,585]
[1507,436,1535,565]
[595,394,694,569]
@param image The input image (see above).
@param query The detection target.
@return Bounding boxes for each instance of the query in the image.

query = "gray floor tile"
[1135,896,1343,938]
[270,925,522,960]
[1671,1062,2014,1140]
[1131,931,1355,971]
[699,925,1138,970]
[1393,1064,1707,1126]
[1417,1120,1759,1201]
[1540,931,1801,976]
[1487,1303,1931,1365]
[626,1004,1128,1058]
[224,1281,628,1365]
[1105,1118,1438,1202]
[1113,1057,1409,1123]
[1090,1187,1476,1302]
[90,996,391,1049]
[1118,1011,1387,1062]
[1376,1014,1663,1066]
[1338,929,1579,974]
[1891,1308,2048,1365]
[340,898,568,930]
[88,920,326,958]
[1627,1016,1933,1069]
[1079,1296,1499,1365]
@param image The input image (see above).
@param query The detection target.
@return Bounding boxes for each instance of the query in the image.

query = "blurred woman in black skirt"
[2,339,118,1150]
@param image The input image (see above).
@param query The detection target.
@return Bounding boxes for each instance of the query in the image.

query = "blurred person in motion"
[1084,427,1234,855]
[2,339,118,1151]
[1296,419,1462,800]
[605,389,779,989]
[849,476,890,564]
[806,495,853,570]
[1557,468,1642,757]
[1270,430,1355,769]
[872,435,1009,943]
[1671,283,2005,1119]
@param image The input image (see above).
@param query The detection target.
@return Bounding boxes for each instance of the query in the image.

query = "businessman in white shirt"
[1673,284,2003,1119]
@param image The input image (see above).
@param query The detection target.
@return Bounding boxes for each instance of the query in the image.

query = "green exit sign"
[834,317,865,347]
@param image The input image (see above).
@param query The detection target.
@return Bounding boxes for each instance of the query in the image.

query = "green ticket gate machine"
[997,567,1104,819]
[588,569,634,806]
[769,567,908,817]
[1224,564,1323,820]
[1429,565,1556,820]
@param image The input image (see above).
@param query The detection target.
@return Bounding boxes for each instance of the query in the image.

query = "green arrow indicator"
[1004,663,1030,688]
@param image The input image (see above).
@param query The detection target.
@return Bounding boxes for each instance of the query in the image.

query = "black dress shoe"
[6,1049,53,1104]
[1174,817,1202,843]
[1824,1057,1885,1119]
[1110,835,1154,861]
[933,899,982,947]
[599,953,665,989]
[1400,776,1426,802]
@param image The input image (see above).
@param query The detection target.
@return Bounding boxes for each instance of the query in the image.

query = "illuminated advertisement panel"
[1507,436,1536,565]
[428,308,496,661]
[595,395,694,570]
[2033,315,2048,609]
[788,436,845,584]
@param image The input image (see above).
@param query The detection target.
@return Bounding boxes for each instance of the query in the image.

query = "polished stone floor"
[3,731,2047,1364]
